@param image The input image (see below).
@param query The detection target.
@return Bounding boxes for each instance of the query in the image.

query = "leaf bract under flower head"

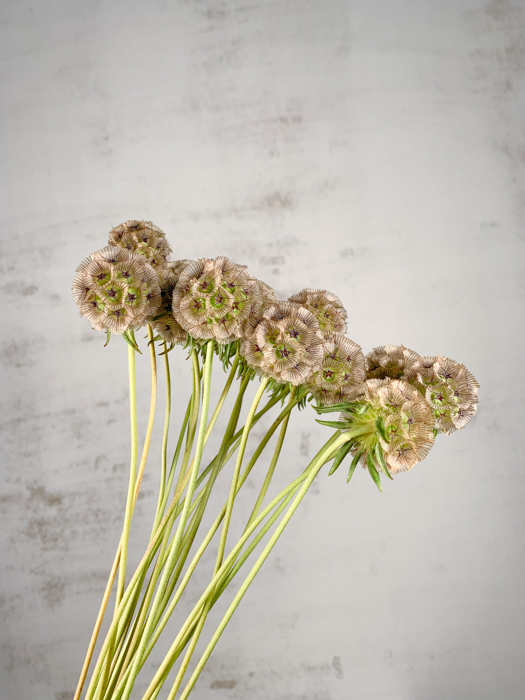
[332,378,435,477]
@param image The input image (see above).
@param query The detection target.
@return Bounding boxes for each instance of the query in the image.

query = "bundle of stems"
[71,222,479,699]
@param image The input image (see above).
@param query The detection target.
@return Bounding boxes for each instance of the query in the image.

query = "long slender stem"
[177,431,352,700]
[246,386,297,529]
[153,341,171,529]
[167,378,270,698]
[120,342,215,700]
[140,431,346,700]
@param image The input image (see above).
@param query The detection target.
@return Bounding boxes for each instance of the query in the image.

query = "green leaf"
[375,417,390,443]
[122,330,142,354]
[103,329,111,347]
[375,443,393,480]
[313,403,348,414]
[347,450,363,483]
[366,452,382,492]
[433,428,438,438]
[315,419,348,429]
[328,440,354,476]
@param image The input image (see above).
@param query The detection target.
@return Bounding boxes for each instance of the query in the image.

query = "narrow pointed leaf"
[366,452,382,492]
[104,330,111,347]
[375,443,393,480]
[375,417,390,443]
[122,330,142,354]
[328,440,354,476]
[315,419,348,429]
[347,450,363,483]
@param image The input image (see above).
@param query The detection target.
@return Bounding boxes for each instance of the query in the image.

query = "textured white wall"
[1,1,524,699]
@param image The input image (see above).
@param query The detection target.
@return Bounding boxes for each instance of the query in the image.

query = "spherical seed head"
[411,356,479,435]
[288,288,348,335]
[108,220,172,272]
[151,260,188,346]
[72,246,161,334]
[306,332,365,405]
[365,344,420,381]
[240,301,324,385]
[341,378,435,475]
[172,256,263,344]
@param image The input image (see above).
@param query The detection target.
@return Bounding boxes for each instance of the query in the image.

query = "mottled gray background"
[1,1,524,699]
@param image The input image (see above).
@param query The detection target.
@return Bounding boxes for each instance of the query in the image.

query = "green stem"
[177,431,352,700]
[140,430,346,700]
[167,378,270,698]
[153,341,171,530]
[120,342,215,700]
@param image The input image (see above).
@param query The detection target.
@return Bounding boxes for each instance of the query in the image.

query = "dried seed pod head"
[306,332,365,405]
[365,344,420,381]
[241,301,324,385]
[150,261,188,346]
[408,356,479,435]
[340,378,435,475]
[108,220,172,272]
[172,256,263,344]
[288,288,348,335]
[72,246,162,334]
[256,279,278,309]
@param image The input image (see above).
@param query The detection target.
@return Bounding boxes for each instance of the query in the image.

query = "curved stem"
[120,342,215,700]
[177,431,352,700]
[139,430,346,700]
[167,378,270,698]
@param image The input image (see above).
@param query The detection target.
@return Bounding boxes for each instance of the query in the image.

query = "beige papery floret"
[288,288,347,335]
[241,302,324,385]
[365,344,420,381]
[405,356,479,435]
[172,257,264,344]
[108,220,172,273]
[306,333,365,405]
[72,247,162,334]
[343,379,435,474]
[151,260,190,346]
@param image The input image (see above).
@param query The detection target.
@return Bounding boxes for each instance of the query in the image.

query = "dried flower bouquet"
[71,221,479,700]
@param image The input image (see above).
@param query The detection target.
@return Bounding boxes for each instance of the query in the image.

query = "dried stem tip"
[72,246,161,334]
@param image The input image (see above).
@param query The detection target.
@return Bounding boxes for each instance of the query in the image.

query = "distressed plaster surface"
[1,1,524,699]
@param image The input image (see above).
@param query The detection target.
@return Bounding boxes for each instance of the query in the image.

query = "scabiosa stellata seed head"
[405,356,479,435]
[108,220,172,272]
[72,246,161,334]
[306,333,365,405]
[172,256,263,344]
[288,288,348,335]
[240,301,324,385]
[150,260,190,346]
[365,344,420,381]
[341,378,435,474]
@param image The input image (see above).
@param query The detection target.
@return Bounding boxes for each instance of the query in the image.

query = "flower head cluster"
[306,332,365,405]
[241,302,324,385]
[151,260,190,346]
[172,257,264,344]
[72,247,161,333]
[342,378,435,474]
[108,220,172,272]
[405,356,479,435]
[365,344,420,381]
[288,288,347,334]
